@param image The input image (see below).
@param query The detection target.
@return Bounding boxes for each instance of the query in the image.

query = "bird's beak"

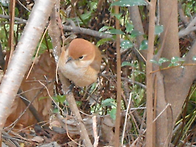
[66,57,73,63]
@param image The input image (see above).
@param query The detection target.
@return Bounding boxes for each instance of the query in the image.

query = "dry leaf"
[31,136,44,143]
[5,51,56,129]
[50,114,115,145]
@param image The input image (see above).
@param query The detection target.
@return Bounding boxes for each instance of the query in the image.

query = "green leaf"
[53,108,59,113]
[150,59,159,65]
[99,26,113,32]
[121,40,133,50]
[121,61,133,67]
[0,0,9,7]
[171,56,184,63]
[39,97,49,100]
[112,13,123,20]
[125,23,134,33]
[52,95,66,104]
[96,38,113,47]
[168,62,181,67]
[99,26,124,34]
[110,108,116,120]
[192,56,196,61]
[105,29,124,35]
[76,101,82,106]
[131,29,143,37]
[90,1,97,10]
[111,0,148,7]
[139,40,148,50]
[158,57,169,65]
[80,12,92,21]
[102,98,116,107]
[155,25,164,35]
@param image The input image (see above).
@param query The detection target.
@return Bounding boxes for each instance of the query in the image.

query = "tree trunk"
[155,0,196,146]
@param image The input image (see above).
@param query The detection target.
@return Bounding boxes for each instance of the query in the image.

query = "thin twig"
[121,93,132,145]
[0,14,27,23]
[26,24,50,79]
[8,0,16,66]
[153,103,171,123]
[92,116,99,147]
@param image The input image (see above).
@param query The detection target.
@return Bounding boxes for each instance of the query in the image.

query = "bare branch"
[58,72,93,147]
[179,17,196,38]
[0,14,27,24]
[0,14,113,40]
[63,24,113,39]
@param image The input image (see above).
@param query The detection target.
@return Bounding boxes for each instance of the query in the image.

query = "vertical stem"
[8,0,16,63]
[146,1,156,147]
[114,4,121,147]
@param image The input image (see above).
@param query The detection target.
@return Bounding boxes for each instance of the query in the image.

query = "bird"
[58,38,101,87]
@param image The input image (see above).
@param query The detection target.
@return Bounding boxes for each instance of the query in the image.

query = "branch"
[0,14,114,40]
[58,72,93,147]
[0,0,55,133]
[0,14,27,24]
[179,17,196,38]
[178,2,189,26]
[48,2,62,61]
[63,23,113,39]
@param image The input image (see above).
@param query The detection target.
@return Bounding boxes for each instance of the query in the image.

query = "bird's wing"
[90,47,101,72]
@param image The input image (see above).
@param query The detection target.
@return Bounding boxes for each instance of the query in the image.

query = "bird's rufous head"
[66,38,96,67]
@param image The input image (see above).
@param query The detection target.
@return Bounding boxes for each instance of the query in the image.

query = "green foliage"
[112,13,123,20]
[155,25,164,35]
[150,57,185,67]
[110,108,117,120]
[169,56,184,67]
[99,26,124,35]
[0,0,9,7]
[150,57,170,66]
[130,30,143,37]
[52,95,66,105]
[182,0,196,16]
[121,40,133,50]
[192,56,196,61]
[125,23,134,33]
[139,40,148,50]
[101,98,116,107]
[111,0,148,7]
[121,61,135,67]
[90,98,117,120]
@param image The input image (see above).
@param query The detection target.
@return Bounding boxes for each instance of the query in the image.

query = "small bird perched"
[58,38,101,87]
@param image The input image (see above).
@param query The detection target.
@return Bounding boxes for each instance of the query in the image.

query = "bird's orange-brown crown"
[68,38,95,61]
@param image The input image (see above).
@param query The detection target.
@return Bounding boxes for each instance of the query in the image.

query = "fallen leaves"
[5,51,56,129]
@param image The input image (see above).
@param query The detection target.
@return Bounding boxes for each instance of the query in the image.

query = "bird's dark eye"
[78,56,84,60]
